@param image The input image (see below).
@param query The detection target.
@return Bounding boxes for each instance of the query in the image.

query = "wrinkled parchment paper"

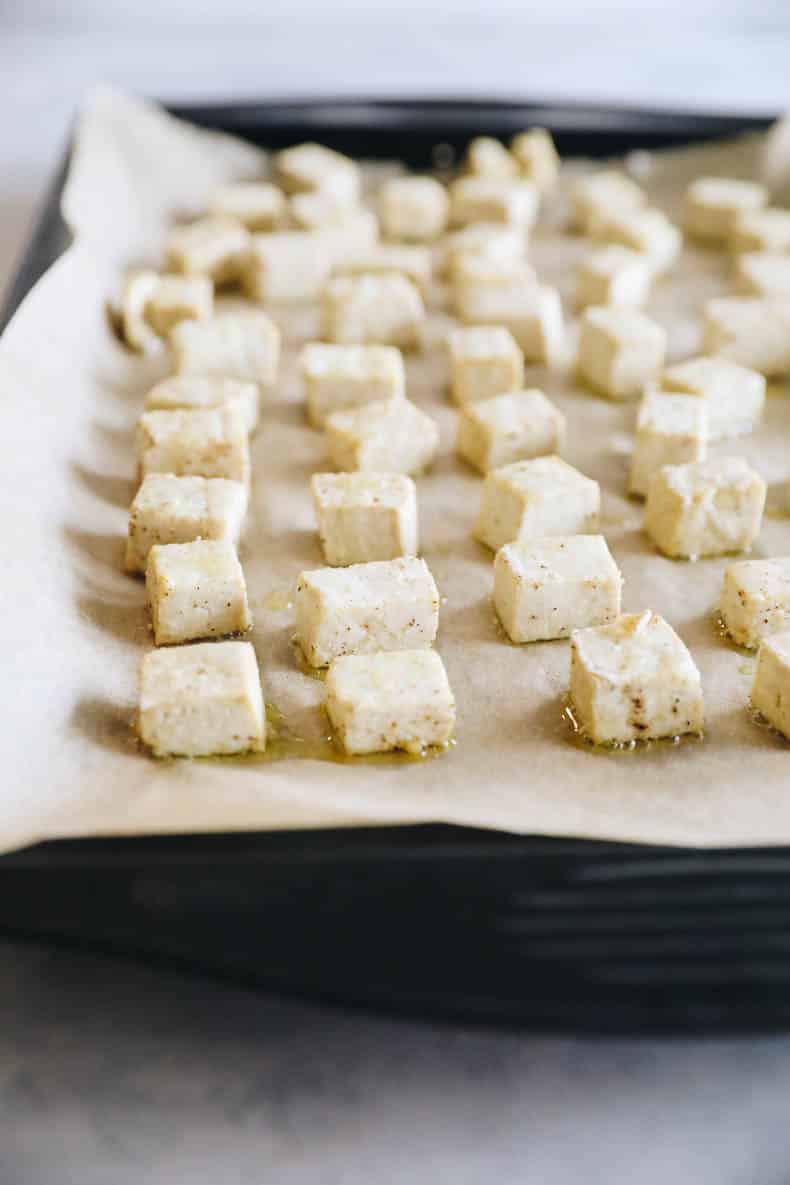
[2,88,790,855]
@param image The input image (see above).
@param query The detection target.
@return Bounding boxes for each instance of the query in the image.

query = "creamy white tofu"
[146,539,252,646]
[171,309,280,386]
[136,407,250,486]
[629,390,708,498]
[120,270,161,352]
[121,271,213,351]
[274,142,360,204]
[684,176,767,244]
[456,282,565,365]
[378,175,449,242]
[644,456,766,559]
[301,342,405,427]
[702,297,790,377]
[322,273,425,348]
[494,534,622,644]
[125,474,247,574]
[447,326,524,406]
[312,472,418,566]
[167,216,251,284]
[451,253,536,295]
[448,176,540,230]
[316,210,380,263]
[325,649,455,755]
[569,610,704,744]
[570,170,646,234]
[661,355,766,441]
[510,128,560,193]
[332,244,432,291]
[577,306,667,400]
[138,640,265,757]
[457,388,566,474]
[145,376,259,434]
[464,137,518,180]
[731,207,790,253]
[589,207,682,274]
[735,251,790,300]
[576,245,653,309]
[208,181,286,231]
[244,230,332,303]
[720,558,790,649]
[295,556,440,667]
[440,223,524,279]
[289,188,355,230]
[751,630,790,739]
[326,398,439,475]
[475,455,600,552]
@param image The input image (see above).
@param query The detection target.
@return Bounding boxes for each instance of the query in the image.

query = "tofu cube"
[475,456,600,552]
[290,189,357,230]
[569,610,704,744]
[590,207,682,274]
[451,253,536,295]
[576,245,653,309]
[456,283,565,365]
[208,181,286,231]
[138,640,265,757]
[447,326,524,406]
[720,558,790,649]
[274,142,360,204]
[316,210,380,262]
[731,207,790,254]
[494,534,622,643]
[295,556,439,667]
[448,177,539,231]
[702,297,790,377]
[440,224,524,279]
[322,273,425,348]
[465,137,518,180]
[301,343,405,427]
[629,390,708,498]
[120,270,162,353]
[578,306,667,400]
[662,355,766,440]
[332,244,432,292]
[570,170,646,234]
[136,407,250,486]
[751,631,790,740]
[378,175,449,241]
[644,456,766,559]
[121,271,213,351]
[510,128,560,193]
[125,474,247,574]
[325,649,455,755]
[244,231,332,303]
[457,388,566,474]
[735,251,790,300]
[145,376,259,434]
[312,472,418,566]
[171,309,280,386]
[684,176,767,244]
[326,398,439,475]
[167,216,251,284]
[146,539,251,646]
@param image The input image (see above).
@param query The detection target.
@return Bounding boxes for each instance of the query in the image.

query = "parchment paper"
[2,88,790,855]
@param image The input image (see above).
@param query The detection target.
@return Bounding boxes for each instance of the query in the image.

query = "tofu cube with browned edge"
[301,343,405,427]
[464,137,518,180]
[312,472,418,566]
[208,181,285,231]
[589,207,681,274]
[578,306,666,400]
[138,640,265,757]
[326,398,439,475]
[274,142,360,204]
[325,649,455,755]
[684,177,767,244]
[510,128,560,193]
[644,456,766,559]
[322,273,425,349]
[569,611,704,744]
[447,326,524,406]
[751,631,790,740]
[378,176,449,242]
[457,388,566,474]
[570,170,646,234]
[125,474,247,574]
[245,231,332,303]
[167,216,251,284]
[720,559,790,650]
[576,246,653,309]
[121,271,213,351]
[136,407,250,486]
[449,176,539,231]
[475,456,600,552]
[494,535,622,644]
[731,207,790,254]
[171,309,280,387]
[702,298,790,377]
[295,556,440,667]
[456,283,565,365]
[145,376,259,434]
[146,539,252,646]
[661,355,766,441]
[629,390,708,498]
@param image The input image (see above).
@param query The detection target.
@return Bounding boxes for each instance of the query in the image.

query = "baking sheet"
[2,87,790,855]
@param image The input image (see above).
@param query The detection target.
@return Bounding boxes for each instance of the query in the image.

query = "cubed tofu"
[735,251,790,300]
[661,355,766,441]
[576,245,653,309]
[570,170,646,234]
[440,223,524,279]
[245,231,332,303]
[325,649,455,755]
[494,534,622,643]
[378,175,449,241]
[447,326,524,406]
[326,398,439,475]
[702,297,790,377]
[449,176,539,231]
[295,556,439,667]
[273,142,360,204]
[720,558,790,649]
[120,270,161,352]
[136,407,250,486]
[465,137,518,180]
[569,610,704,744]
[751,630,790,739]
[577,306,667,400]
[121,271,213,351]
[290,189,357,230]
[510,128,560,193]
[628,390,708,498]
[644,456,766,559]
[457,388,566,474]
[167,216,251,284]
[322,273,425,348]
[138,640,265,757]
[451,253,536,294]
[684,176,767,244]
[456,283,565,365]
[208,181,286,231]
[146,539,251,646]
[731,207,790,254]
[475,455,600,552]
[171,309,280,386]
[332,244,432,292]
[316,210,379,262]
[125,474,247,574]
[312,472,418,565]
[301,342,405,427]
[589,207,682,274]
[145,376,259,434]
